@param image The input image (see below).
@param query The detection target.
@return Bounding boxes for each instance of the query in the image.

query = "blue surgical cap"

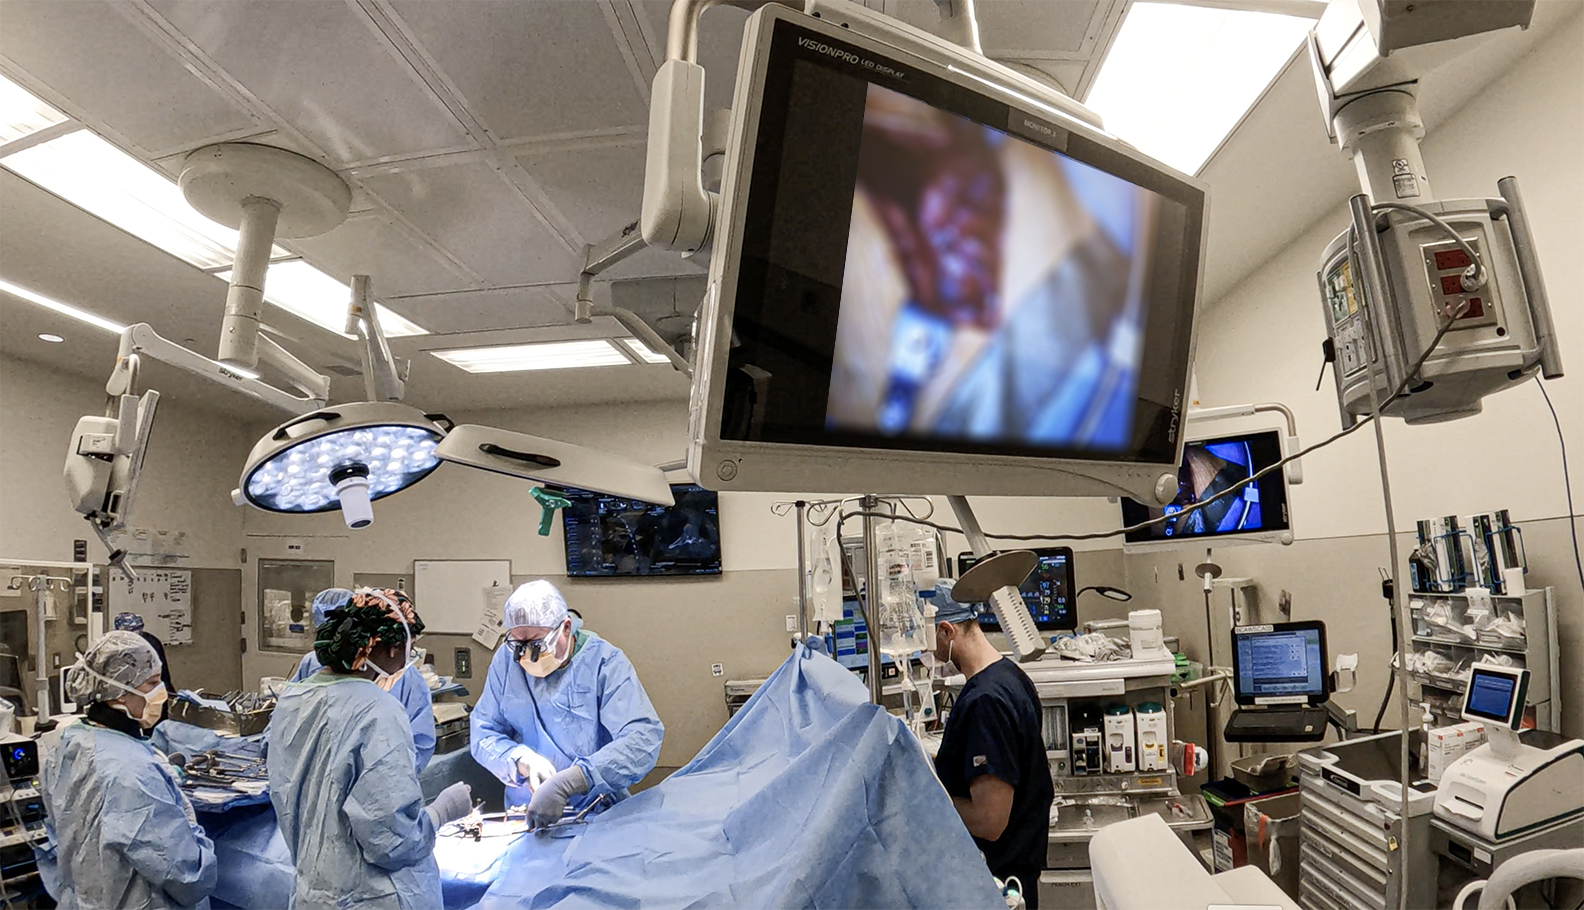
[929,579,981,625]
[113,612,145,632]
[310,588,355,628]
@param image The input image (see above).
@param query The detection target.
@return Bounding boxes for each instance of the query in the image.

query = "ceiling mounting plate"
[180,143,351,239]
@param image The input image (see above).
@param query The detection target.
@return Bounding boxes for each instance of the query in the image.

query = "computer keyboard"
[1224,706,1328,743]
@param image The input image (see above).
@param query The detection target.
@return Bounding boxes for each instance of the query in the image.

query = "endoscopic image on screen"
[825,84,1161,452]
[1161,439,1262,537]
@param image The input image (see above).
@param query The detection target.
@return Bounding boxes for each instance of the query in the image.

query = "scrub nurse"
[471,580,664,827]
[37,631,217,909]
[291,587,436,771]
[268,591,470,910]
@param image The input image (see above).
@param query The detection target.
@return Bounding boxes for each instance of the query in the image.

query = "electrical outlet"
[710,663,724,677]
[785,614,797,632]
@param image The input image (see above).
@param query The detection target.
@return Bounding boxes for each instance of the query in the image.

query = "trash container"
[1244,791,1301,900]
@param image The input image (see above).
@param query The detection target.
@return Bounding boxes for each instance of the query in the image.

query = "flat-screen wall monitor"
[688,4,1207,502]
[955,547,1076,631]
[562,483,722,577]
[1119,429,1292,549]
[1232,622,1328,706]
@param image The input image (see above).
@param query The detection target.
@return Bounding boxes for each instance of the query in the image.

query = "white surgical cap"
[66,631,160,703]
[503,580,568,631]
[310,587,355,627]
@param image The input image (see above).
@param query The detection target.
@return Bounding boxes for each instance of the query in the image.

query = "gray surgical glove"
[527,765,589,829]
[426,782,472,827]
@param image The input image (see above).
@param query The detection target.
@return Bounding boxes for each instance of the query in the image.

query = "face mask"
[517,623,568,678]
[924,637,959,680]
[137,684,168,729]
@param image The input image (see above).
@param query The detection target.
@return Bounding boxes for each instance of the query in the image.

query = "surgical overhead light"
[236,402,447,529]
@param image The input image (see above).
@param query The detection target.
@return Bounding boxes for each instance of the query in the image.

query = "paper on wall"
[472,583,509,650]
[111,568,193,645]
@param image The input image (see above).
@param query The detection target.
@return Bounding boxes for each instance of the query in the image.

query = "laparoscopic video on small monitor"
[825,85,1162,452]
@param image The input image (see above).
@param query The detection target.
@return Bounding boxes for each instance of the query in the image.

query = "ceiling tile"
[145,0,470,165]
[288,214,472,300]
[384,286,573,335]
[978,1,1102,56]
[360,162,578,286]
[514,143,647,242]
[0,1,256,153]
[389,0,648,140]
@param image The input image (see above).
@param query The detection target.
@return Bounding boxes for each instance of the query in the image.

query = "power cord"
[1536,377,1584,595]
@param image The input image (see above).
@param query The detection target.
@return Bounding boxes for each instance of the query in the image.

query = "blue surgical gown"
[470,629,664,810]
[292,652,435,771]
[267,673,441,910]
[37,720,218,909]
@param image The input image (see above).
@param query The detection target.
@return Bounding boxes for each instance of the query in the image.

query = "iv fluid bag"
[877,522,928,656]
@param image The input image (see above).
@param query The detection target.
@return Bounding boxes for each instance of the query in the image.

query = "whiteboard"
[414,560,512,635]
[109,567,193,645]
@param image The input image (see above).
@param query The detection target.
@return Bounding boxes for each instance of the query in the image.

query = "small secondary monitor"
[1462,663,1528,730]
[561,483,722,577]
[1120,429,1291,548]
[687,4,1207,502]
[1232,621,1328,706]
[955,547,1076,631]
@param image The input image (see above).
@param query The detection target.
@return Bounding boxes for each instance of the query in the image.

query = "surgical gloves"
[426,782,472,827]
[527,765,589,828]
[514,748,556,791]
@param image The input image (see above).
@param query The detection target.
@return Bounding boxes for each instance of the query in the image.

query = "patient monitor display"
[690,7,1207,499]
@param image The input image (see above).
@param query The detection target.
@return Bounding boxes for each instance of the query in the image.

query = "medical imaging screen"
[718,22,1203,466]
[1235,628,1324,699]
[1120,430,1290,543]
[562,484,722,577]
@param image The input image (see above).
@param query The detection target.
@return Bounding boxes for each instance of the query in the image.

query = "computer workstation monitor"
[1231,621,1328,706]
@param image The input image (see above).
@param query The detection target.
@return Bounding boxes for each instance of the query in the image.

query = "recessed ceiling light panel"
[431,340,631,373]
[1085,2,1316,175]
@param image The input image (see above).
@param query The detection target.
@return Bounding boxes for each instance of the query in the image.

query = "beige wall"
[1148,12,1584,739]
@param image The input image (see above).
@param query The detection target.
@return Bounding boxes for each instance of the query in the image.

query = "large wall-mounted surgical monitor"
[1119,429,1293,550]
[687,4,1208,502]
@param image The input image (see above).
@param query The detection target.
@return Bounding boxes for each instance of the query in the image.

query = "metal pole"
[794,500,810,642]
[1351,194,1414,910]
[861,494,884,704]
[33,579,51,727]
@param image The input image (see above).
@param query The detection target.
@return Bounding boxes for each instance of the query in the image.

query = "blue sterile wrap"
[476,642,1003,909]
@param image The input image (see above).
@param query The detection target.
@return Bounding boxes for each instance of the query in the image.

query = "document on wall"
[111,568,193,645]
[473,584,509,650]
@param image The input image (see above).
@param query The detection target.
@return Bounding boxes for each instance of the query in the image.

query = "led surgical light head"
[237,401,446,529]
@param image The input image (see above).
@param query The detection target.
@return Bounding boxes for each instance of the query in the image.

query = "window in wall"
[257,559,335,653]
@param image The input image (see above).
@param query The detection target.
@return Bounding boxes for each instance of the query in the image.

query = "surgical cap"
[314,591,425,674]
[929,579,982,625]
[503,580,568,631]
[112,612,145,632]
[66,631,160,703]
[310,587,355,628]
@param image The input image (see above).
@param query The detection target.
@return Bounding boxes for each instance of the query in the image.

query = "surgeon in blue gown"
[37,631,217,909]
[291,587,436,771]
[268,591,471,910]
[471,580,664,826]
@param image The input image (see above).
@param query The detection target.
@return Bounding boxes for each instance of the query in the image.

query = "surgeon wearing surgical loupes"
[291,587,436,771]
[470,580,664,828]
